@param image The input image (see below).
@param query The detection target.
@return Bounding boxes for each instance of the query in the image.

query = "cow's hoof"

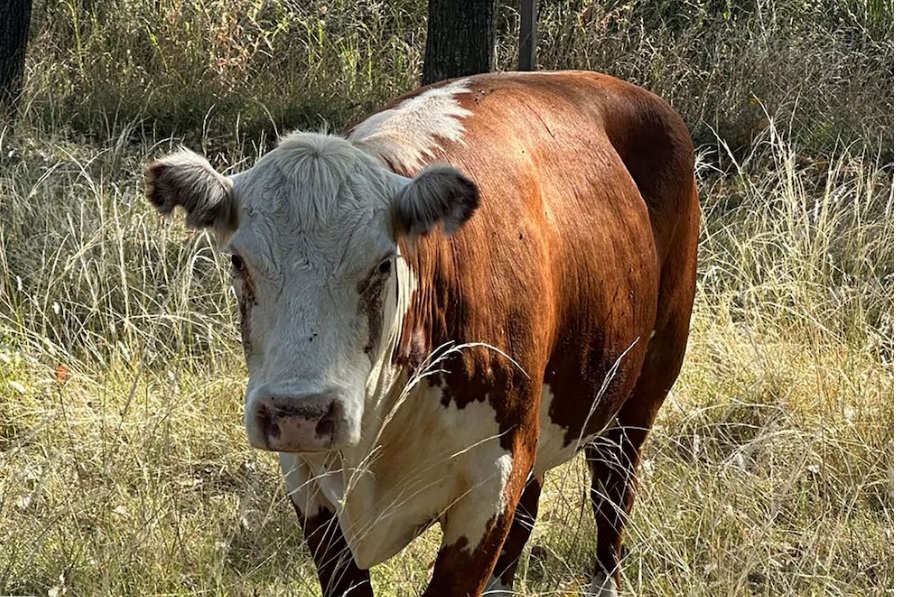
[585,572,618,597]
[483,574,513,595]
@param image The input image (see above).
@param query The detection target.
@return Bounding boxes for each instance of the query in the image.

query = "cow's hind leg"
[585,285,696,594]
[484,473,544,594]
[585,331,693,595]
[280,454,373,597]
[584,417,652,597]
[586,178,699,595]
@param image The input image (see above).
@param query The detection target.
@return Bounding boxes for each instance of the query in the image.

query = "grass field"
[0,0,893,595]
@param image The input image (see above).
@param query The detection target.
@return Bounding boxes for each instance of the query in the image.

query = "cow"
[144,71,699,597]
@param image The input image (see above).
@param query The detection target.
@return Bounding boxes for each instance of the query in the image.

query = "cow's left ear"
[392,164,480,239]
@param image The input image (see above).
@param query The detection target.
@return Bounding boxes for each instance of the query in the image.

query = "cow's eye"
[231,254,245,272]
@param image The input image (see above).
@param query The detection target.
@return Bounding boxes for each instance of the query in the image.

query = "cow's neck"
[304,237,470,566]
[357,234,457,450]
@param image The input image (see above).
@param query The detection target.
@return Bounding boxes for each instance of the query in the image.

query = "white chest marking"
[282,380,513,569]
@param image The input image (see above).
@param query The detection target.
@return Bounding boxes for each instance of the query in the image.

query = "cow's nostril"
[256,403,281,440]
[315,418,335,438]
[315,402,339,438]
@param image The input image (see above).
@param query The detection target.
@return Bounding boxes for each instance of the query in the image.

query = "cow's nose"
[248,392,342,452]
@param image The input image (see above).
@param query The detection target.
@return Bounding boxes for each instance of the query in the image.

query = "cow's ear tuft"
[392,164,480,240]
[144,148,237,240]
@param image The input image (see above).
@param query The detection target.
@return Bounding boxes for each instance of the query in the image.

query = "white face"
[144,132,479,453]
[228,139,401,451]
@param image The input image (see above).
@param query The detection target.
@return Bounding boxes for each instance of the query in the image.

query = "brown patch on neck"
[391,233,540,456]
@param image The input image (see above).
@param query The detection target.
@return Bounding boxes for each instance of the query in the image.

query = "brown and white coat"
[145,71,700,597]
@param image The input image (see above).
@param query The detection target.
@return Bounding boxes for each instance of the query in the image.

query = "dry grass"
[24,0,892,157]
[0,0,893,595]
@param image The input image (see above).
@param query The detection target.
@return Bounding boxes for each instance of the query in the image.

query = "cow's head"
[145,133,478,452]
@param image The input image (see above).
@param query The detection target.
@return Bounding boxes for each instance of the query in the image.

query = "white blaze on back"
[348,79,473,172]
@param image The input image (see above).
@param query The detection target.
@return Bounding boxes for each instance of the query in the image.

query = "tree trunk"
[518,0,537,71]
[422,0,496,86]
[0,0,33,115]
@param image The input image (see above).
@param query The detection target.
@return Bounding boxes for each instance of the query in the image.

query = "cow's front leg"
[423,442,533,597]
[280,454,373,597]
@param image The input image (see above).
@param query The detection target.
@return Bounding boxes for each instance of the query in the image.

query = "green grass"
[0,0,893,594]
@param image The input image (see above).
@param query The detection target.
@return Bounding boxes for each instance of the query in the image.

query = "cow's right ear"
[390,164,480,241]
[144,148,237,241]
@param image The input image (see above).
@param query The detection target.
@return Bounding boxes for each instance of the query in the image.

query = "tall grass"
[23,0,892,157]
[0,0,893,595]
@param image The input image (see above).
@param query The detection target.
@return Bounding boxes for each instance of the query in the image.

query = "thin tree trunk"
[518,0,537,71]
[0,0,33,116]
[422,0,497,86]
